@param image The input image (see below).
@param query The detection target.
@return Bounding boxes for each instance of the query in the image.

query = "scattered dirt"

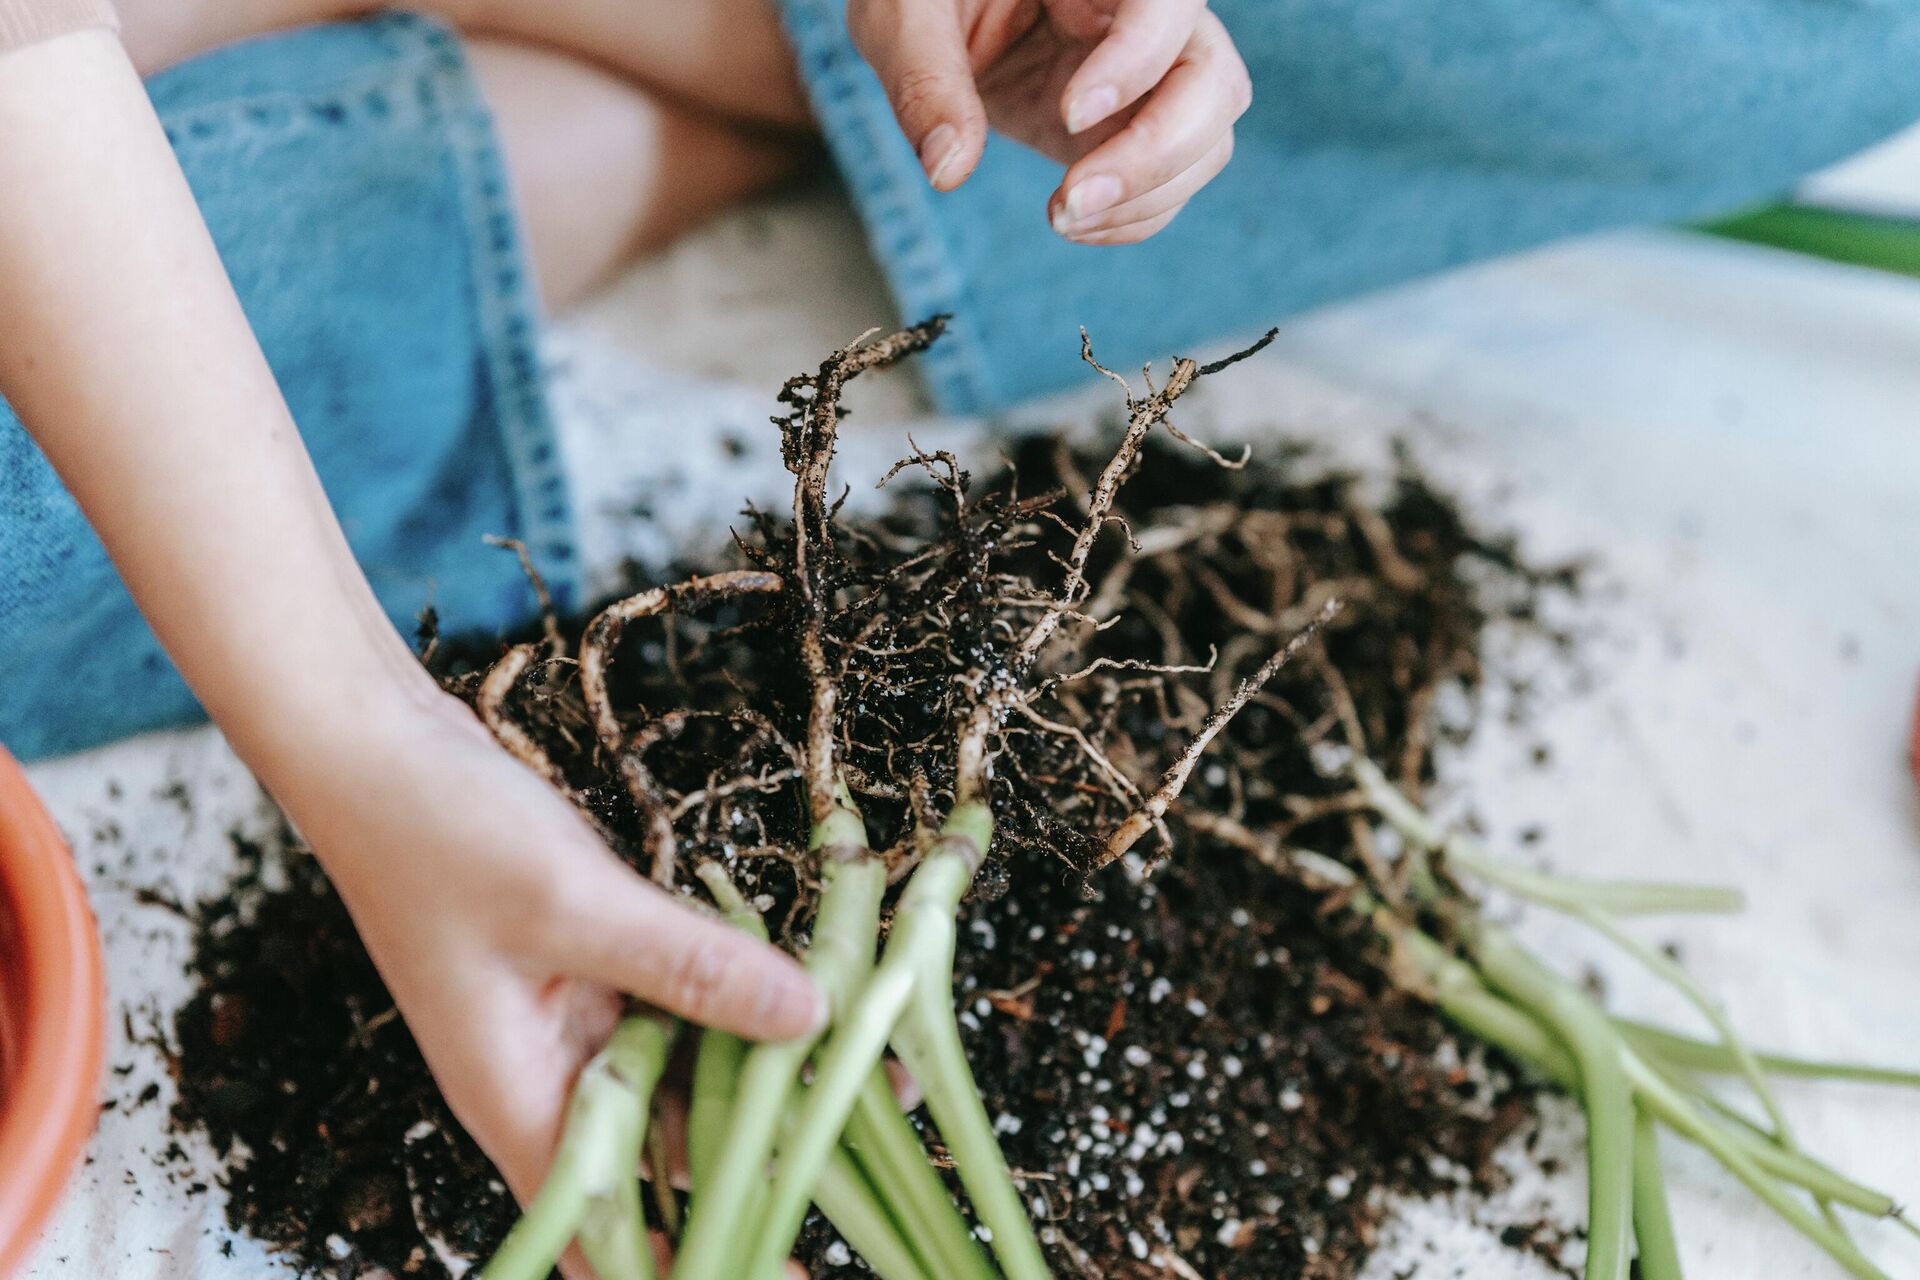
[168,330,1579,1278]
[171,831,518,1276]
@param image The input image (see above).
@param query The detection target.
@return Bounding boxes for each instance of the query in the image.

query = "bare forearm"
[0,31,440,783]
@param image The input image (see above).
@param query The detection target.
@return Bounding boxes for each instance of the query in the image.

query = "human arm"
[0,22,821,1232]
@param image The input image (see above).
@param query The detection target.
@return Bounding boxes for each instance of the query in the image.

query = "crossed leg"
[115,0,821,308]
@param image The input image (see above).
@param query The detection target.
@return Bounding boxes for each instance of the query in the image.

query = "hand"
[267,688,824,1277]
[847,0,1251,243]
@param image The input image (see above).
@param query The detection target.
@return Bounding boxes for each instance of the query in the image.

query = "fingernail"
[919,123,961,188]
[1066,84,1119,135]
[1065,175,1123,224]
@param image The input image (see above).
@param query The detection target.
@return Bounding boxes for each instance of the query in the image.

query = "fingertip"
[919,121,982,192]
[1064,83,1120,136]
[884,1057,924,1110]
[754,950,828,1041]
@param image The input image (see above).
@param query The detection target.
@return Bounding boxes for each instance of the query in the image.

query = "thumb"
[849,0,989,190]
[551,857,825,1040]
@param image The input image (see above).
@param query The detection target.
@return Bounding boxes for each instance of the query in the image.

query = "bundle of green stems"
[474,322,1307,1280]
[1249,760,1920,1280]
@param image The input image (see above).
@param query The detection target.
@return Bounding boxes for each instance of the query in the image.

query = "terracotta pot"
[0,748,103,1277]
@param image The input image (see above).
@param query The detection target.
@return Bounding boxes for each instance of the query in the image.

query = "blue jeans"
[4,5,1919,759]
[0,16,574,759]
[783,0,1920,411]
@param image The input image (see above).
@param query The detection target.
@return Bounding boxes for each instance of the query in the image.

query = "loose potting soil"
[168,335,1579,1278]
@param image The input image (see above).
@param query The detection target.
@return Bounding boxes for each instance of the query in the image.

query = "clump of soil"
[171,831,519,1275]
[170,328,1577,1277]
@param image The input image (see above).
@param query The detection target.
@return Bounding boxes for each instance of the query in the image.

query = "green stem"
[892,948,1049,1280]
[1575,908,1793,1143]
[1631,1109,1685,1280]
[1400,924,1912,1273]
[687,863,767,1200]
[844,1070,998,1280]
[479,1139,596,1280]
[1623,1050,1894,1280]
[1615,1018,1920,1089]
[671,851,887,1280]
[1476,929,1636,1280]
[1685,1099,1900,1218]
[687,1030,747,1198]
[1355,761,1743,915]
[1419,934,1910,1223]
[812,1143,937,1280]
[749,933,925,1275]
[1398,926,1578,1083]
[581,1017,673,1280]
[747,819,974,1276]
[481,1014,673,1280]
[886,803,1049,1280]
[693,856,948,1278]
[1700,204,1920,281]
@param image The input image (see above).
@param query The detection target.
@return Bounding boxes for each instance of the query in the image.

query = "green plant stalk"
[811,1141,936,1280]
[748,924,926,1274]
[1623,1050,1894,1280]
[581,1162,654,1280]
[1615,1018,1920,1089]
[687,863,767,1200]
[585,1016,674,1280]
[749,801,1047,1279]
[695,867,945,1280]
[1686,1098,1901,1218]
[892,943,1049,1280]
[687,1027,747,1198]
[1396,926,1577,1082]
[1631,1109,1685,1280]
[844,1069,999,1280]
[1413,926,1910,1220]
[1287,777,1916,1277]
[747,808,988,1275]
[1395,918,1920,1276]
[886,802,1050,1280]
[1476,929,1636,1280]
[480,1014,673,1280]
[671,843,886,1280]
[1575,908,1792,1142]
[1700,204,1920,281]
[1354,761,1744,915]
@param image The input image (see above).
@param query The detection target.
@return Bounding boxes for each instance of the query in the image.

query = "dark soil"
[171,830,519,1276]
[168,329,1579,1278]
[883,825,1538,1278]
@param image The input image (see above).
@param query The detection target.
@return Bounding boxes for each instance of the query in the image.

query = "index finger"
[546,856,826,1040]
[1060,0,1208,135]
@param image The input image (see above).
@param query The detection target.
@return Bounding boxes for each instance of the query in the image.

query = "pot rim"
[0,747,104,1276]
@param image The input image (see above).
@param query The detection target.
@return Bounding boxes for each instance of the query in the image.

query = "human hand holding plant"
[847,0,1252,242]
[270,691,826,1279]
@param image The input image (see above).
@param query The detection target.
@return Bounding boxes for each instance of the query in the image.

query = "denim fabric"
[10,5,1920,759]
[781,0,1920,414]
[0,13,576,760]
